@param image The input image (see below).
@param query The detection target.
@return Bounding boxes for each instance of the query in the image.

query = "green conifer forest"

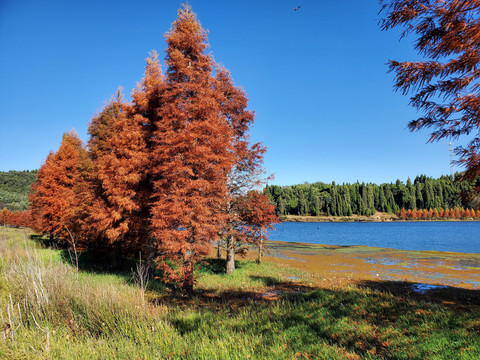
[265,174,480,217]
[0,170,37,210]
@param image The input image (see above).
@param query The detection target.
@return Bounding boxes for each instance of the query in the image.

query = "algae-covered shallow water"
[269,221,480,253]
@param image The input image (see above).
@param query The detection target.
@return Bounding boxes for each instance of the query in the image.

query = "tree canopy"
[380,0,480,180]
[24,4,276,293]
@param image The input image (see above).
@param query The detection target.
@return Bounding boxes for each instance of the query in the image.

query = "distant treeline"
[0,170,38,210]
[265,174,480,217]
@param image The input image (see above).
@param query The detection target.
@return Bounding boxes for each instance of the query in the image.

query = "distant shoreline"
[280,214,480,223]
[280,214,395,223]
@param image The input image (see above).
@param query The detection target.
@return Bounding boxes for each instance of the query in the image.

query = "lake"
[268,221,480,254]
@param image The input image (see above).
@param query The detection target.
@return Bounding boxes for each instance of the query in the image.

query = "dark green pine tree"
[373,186,380,210]
[308,188,319,216]
[331,182,338,216]
[298,189,308,215]
[379,185,388,212]
[349,185,358,214]
[366,184,375,212]
[423,180,435,209]
[344,187,353,216]
[336,189,344,216]
[277,197,286,216]
[415,183,424,209]
[384,186,396,213]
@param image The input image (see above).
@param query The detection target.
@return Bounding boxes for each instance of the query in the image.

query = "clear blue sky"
[0,0,462,185]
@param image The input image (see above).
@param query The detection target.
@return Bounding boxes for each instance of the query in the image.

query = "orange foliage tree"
[129,50,168,268]
[213,65,272,274]
[86,90,149,260]
[465,208,472,218]
[406,209,412,218]
[444,208,451,218]
[454,208,461,218]
[449,208,455,218]
[29,131,89,241]
[29,152,54,234]
[411,209,418,219]
[1,208,8,225]
[381,0,480,180]
[9,211,20,227]
[149,5,235,293]
[26,4,276,292]
[396,206,480,220]
[237,190,279,264]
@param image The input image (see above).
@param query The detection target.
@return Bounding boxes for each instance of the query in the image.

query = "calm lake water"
[268,221,480,254]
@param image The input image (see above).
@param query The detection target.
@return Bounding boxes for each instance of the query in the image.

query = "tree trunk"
[111,246,122,270]
[257,230,263,264]
[182,258,194,295]
[225,235,235,274]
[217,239,222,258]
[183,281,194,295]
[145,237,156,277]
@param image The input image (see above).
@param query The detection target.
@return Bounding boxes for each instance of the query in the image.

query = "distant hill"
[0,170,38,210]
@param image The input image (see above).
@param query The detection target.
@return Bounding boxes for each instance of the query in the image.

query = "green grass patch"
[1,227,480,359]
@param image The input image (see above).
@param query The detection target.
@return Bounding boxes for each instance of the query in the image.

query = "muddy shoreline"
[262,240,480,290]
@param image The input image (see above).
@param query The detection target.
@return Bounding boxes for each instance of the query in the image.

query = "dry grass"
[0,228,167,358]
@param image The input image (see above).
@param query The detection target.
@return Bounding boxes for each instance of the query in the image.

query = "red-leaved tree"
[213,66,273,274]
[1,208,9,226]
[86,90,149,261]
[381,0,480,180]
[237,190,279,264]
[149,5,235,293]
[29,131,89,242]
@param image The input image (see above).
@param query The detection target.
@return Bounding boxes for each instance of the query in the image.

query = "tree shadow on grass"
[29,233,56,247]
[58,248,173,293]
[168,278,480,359]
[58,248,132,273]
[155,275,319,310]
[28,233,130,274]
[198,257,243,274]
[248,275,280,286]
[357,279,480,309]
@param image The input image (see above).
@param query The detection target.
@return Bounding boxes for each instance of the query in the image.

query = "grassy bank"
[1,227,480,359]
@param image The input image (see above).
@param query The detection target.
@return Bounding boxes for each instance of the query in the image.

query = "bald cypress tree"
[29,131,89,241]
[381,0,480,181]
[130,51,167,267]
[214,66,269,275]
[150,5,235,293]
[86,90,149,258]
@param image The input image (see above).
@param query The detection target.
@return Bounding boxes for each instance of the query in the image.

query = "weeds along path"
[1,227,480,359]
